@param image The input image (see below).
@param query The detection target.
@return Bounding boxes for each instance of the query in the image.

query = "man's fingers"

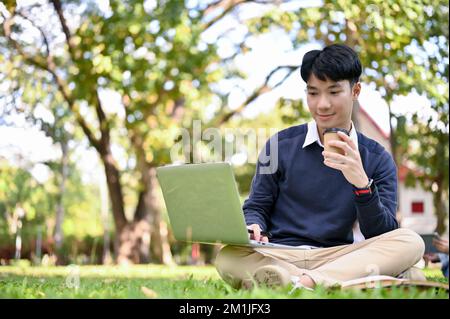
[327,140,354,155]
[248,224,271,242]
[337,131,357,150]
[322,151,349,164]
[249,224,261,241]
[323,159,346,171]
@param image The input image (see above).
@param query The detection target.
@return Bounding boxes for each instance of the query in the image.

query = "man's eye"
[308,92,317,96]
[330,91,340,95]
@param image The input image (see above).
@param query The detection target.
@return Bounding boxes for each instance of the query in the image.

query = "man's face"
[306,74,361,133]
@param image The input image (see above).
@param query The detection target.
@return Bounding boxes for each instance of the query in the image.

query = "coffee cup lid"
[323,127,350,136]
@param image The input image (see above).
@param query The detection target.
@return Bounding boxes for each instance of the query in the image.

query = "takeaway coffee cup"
[323,128,350,155]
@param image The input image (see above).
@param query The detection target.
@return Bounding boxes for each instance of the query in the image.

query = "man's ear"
[352,82,361,100]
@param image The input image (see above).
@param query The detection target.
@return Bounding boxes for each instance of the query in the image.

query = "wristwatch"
[353,178,375,196]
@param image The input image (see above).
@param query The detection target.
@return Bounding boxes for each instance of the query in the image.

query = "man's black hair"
[300,44,362,86]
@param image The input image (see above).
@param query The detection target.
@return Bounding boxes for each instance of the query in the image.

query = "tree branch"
[93,89,111,152]
[213,65,298,125]
[219,33,252,65]
[1,12,101,151]
[202,0,275,30]
[51,0,113,155]
[202,0,246,30]
[202,0,225,15]
[50,0,76,56]
[15,10,51,58]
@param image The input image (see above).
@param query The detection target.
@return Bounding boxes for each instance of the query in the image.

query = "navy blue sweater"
[243,123,398,247]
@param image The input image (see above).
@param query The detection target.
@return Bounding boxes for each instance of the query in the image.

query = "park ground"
[0,265,448,299]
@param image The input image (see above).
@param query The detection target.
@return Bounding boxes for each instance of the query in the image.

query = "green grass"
[0,265,447,299]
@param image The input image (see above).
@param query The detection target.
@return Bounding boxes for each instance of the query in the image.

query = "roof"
[358,104,390,140]
[358,105,422,183]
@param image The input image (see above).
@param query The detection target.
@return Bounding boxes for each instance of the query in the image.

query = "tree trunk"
[99,149,132,264]
[136,163,174,265]
[100,171,113,265]
[386,103,402,216]
[150,208,174,265]
[101,151,127,233]
[433,178,448,235]
[54,139,68,264]
[106,157,174,265]
[130,129,174,265]
[132,191,151,263]
[14,226,22,260]
[116,220,151,265]
[99,143,174,265]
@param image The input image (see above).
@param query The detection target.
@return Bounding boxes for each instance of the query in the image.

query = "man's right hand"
[247,224,269,243]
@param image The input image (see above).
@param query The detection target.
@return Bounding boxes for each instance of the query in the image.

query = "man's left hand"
[433,237,449,255]
[322,131,369,188]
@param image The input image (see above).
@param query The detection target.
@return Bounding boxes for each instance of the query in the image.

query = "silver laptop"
[156,162,306,249]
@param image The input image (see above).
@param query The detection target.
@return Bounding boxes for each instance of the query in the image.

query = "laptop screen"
[156,163,251,246]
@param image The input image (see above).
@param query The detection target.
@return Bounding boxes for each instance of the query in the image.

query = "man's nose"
[317,94,331,110]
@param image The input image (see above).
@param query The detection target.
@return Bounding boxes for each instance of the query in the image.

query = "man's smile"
[317,113,335,120]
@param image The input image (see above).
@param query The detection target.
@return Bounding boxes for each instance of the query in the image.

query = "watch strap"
[353,178,374,196]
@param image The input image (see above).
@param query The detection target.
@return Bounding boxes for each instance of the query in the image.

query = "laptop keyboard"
[249,240,313,249]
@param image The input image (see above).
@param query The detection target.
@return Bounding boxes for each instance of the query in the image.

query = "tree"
[1,0,292,264]
[3,0,447,265]
[40,110,73,262]
[0,163,39,260]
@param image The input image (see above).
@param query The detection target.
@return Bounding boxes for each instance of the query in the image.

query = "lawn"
[0,265,447,299]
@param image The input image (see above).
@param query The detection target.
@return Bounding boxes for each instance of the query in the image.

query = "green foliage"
[0,160,103,258]
[2,0,229,233]
[0,162,51,230]
[246,1,448,144]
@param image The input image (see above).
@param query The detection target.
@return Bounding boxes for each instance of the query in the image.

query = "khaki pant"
[214,228,425,288]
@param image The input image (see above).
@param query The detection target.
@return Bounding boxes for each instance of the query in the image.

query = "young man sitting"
[214,44,425,290]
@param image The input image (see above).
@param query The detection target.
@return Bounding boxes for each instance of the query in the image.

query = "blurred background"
[0,0,448,267]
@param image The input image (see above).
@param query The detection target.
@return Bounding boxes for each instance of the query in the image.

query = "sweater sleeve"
[355,150,399,238]
[242,136,280,231]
